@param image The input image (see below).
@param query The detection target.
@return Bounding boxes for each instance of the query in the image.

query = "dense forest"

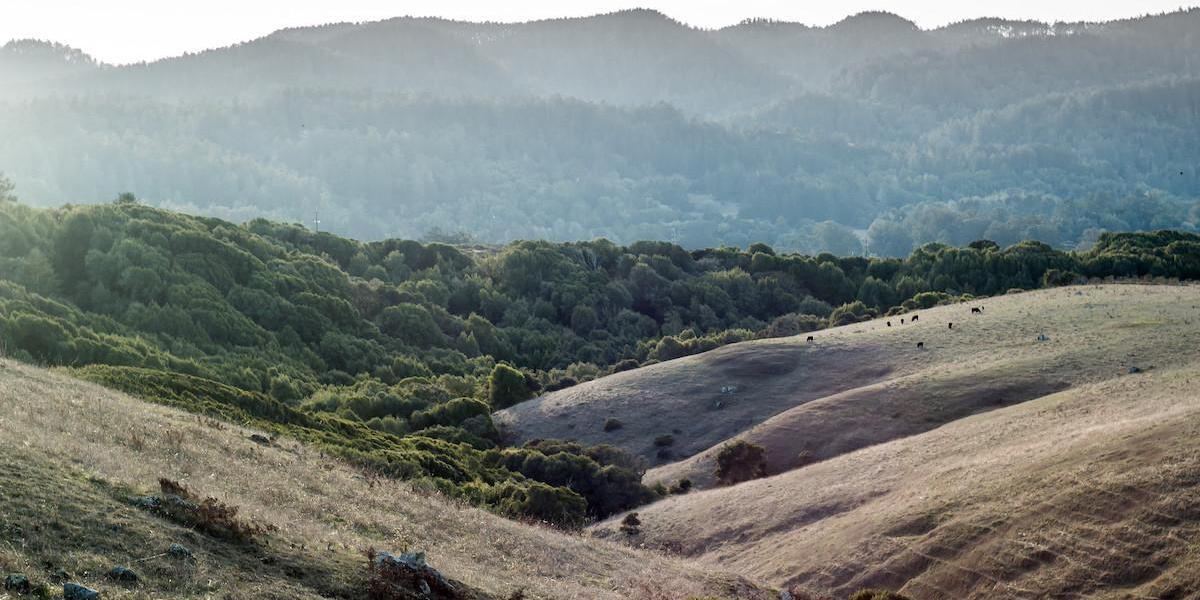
[0,9,1197,252]
[2,194,1199,524]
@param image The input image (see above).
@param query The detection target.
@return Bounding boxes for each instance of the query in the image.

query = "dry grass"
[505,284,1200,491]
[0,360,770,599]
[589,285,1200,598]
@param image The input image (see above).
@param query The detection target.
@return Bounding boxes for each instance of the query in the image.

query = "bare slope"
[588,285,1200,598]
[0,360,771,600]
[599,362,1200,599]
[500,285,1200,491]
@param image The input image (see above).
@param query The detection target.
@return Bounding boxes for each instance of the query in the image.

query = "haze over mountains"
[1,8,1198,252]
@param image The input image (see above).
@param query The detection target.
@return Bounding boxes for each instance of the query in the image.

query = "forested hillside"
[2,197,1200,526]
[1,8,1197,252]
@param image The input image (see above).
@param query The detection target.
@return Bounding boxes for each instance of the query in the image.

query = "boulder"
[107,566,139,583]
[167,543,194,559]
[369,551,456,598]
[4,573,31,594]
[63,583,101,600]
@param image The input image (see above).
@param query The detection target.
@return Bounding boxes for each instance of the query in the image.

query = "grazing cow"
[900,318,905,324]
[806,335,814,341]
[948,322,953,329]
[912,314,919,322]
[971,307,982,314]
[887,321,892,327]
[916,342,925,349]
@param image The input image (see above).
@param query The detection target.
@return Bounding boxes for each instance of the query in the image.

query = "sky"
[2,0,1194,65]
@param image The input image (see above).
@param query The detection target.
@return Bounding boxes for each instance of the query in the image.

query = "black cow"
[900,318,905,324]
[912,314,919,322]
[971,307,982,314]
[887,321,892,327]
[806,336,814,341]
[916,341,925,349]
[948,322,953,329]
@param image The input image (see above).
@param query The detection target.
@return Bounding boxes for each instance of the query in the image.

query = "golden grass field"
[576,284,1200,598]
[0,361,774,599]
[8,283,1200,599]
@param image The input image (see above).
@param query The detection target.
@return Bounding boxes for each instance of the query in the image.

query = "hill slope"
[571,284,1200,597]
[0,359,772,599]
[500,285,1198,487]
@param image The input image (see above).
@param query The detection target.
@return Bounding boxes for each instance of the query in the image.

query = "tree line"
[1,197,1197,525]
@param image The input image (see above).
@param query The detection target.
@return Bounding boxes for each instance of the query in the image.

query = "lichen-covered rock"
[107,566,139,583]
[168,543,194,559]
[368,550,457,599]
[4,573,31,594]
[63,582,101,600]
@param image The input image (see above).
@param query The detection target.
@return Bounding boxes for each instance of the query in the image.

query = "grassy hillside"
[578,285,1200,597]
[0,359,774,599]
[500,285,1198,488]
[6,201,1198,528]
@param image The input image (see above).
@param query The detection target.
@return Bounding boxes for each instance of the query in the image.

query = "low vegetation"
[714,441,768,486]
[146,478,277,543]
[2,198,1200,526]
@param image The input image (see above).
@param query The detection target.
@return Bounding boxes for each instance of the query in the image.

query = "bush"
[653,434,674,447]
[603,418,623,432]
[828,301,875,327]
[619,512,641,536]
[668,479,692,494]
[488,363,531,410]
[848,590,912,600]
[715,440,767,486]
[1043,268,1082,287]
[762,313,824,338]
[493,481,588,527]
[146,478,277,543]
[610,359,641,373]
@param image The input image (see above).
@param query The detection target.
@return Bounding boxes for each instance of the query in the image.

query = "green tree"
[488,363,531,410]
[715,440,768,486]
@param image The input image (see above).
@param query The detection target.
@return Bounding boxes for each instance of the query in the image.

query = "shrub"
[619,512,641,536]
[488,363,531,410]
[668,479,692,494]
[714,440,767,486]
[1043,268,1082,287]
[493,481,588,527]
[762,313,823,338]
[610,358,641,373]
[653,434,674,447]
[828,301,875,327]
[543,376,578,392]
[603,418,623,432]
[147,478,277,543]
[848,590,912,600]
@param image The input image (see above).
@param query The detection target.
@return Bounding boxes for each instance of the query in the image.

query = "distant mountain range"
[1,8,1198,252]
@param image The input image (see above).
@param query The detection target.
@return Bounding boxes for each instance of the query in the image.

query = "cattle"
[971,307,982,314]
[887,321,892,327]
[806,336,814,341]
[948,322,953,329]
[916,341,925,349]
[900,318,905,324]
[911,314,919,322]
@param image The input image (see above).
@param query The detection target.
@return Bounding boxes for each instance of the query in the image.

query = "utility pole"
[313,208,321,233]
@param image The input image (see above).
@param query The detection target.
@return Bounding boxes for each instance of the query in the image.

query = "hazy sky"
[3,1,1194,64]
